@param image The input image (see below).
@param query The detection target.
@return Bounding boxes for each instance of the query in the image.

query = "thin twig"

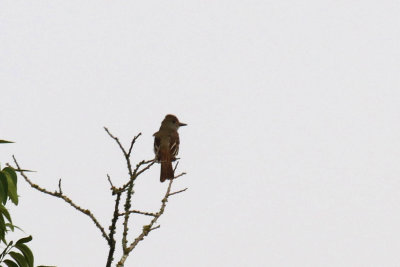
[119,210,157,217]
[104,127,156,192]
[104,127,137,180]
[169,187,188,197]
[107,174,113,187]
[128,133,142,157]
[58,179,62,194]
[116,160,155,193]
[107,174,114,188]
[134,160,156,179]
[173,161,179,172]
[149,225,160,231]
[173,172,187,179]
[12,155,110,243]
[104,127,129,155]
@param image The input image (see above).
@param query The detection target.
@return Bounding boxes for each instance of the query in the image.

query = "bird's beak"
[179,122,187,127]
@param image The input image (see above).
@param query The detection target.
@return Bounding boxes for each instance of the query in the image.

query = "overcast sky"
[1,1,400,266]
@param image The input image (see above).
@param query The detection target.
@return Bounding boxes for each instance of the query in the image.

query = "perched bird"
[153,114,187,182]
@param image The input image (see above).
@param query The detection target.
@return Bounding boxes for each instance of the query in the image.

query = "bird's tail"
[160,150,174,182]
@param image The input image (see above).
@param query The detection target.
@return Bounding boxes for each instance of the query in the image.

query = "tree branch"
[169,187,188,197]
[119,210,157,217]
[13,127,187,267]
[104,127,137,180]
[12,155,109,243]
[128,133,141,157]
[106,192,121,267]
[116,160,155,194]
[117,171,187,266]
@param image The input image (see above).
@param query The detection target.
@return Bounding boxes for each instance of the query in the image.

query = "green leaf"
[0,173,8,205]
[15,236,31,245]
[5,224,22,232]
[3,260,19,267]
[8,252,27,267]
[3,172,17,205]
[0,140,14,144]
[0,205,12,224]
[2,168,17,191]
[15,243,33,267]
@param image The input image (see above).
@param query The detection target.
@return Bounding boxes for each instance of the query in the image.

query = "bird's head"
[162,114,187,130]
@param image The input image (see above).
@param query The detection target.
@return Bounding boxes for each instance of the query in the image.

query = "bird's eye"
[172,120,176,124]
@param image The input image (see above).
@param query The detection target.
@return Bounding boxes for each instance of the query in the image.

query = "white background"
[1,1,400,266]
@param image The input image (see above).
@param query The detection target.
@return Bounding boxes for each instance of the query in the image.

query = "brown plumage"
[153,114,186,182]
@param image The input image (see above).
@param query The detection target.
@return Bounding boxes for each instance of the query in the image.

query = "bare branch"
[13,127,187,267]
[133,160,156,179]
[174,172,187,179]
[173,161,179,172]
[58,179,63,194]
[104,127,156,191]
[169,187,188,197]
[119,210,157,217]
[106,192,122,267]
[104,127,143,175]
[104,127,129,155]
[116,159,155,193]
[128,133,142,157]
[149,225,160,231]
[13,155,110,243]
[107,174,114,188]
[104,128,158,258]
[117,179,176,266]
[121,172,136,253]
[104,127,136,186]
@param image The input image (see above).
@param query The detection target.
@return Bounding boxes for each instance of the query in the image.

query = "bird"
[153,114,187,182]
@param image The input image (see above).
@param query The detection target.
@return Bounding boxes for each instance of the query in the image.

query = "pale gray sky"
[1,1,400,266]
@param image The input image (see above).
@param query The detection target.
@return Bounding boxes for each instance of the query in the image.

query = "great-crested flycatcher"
[153,114,187,182]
